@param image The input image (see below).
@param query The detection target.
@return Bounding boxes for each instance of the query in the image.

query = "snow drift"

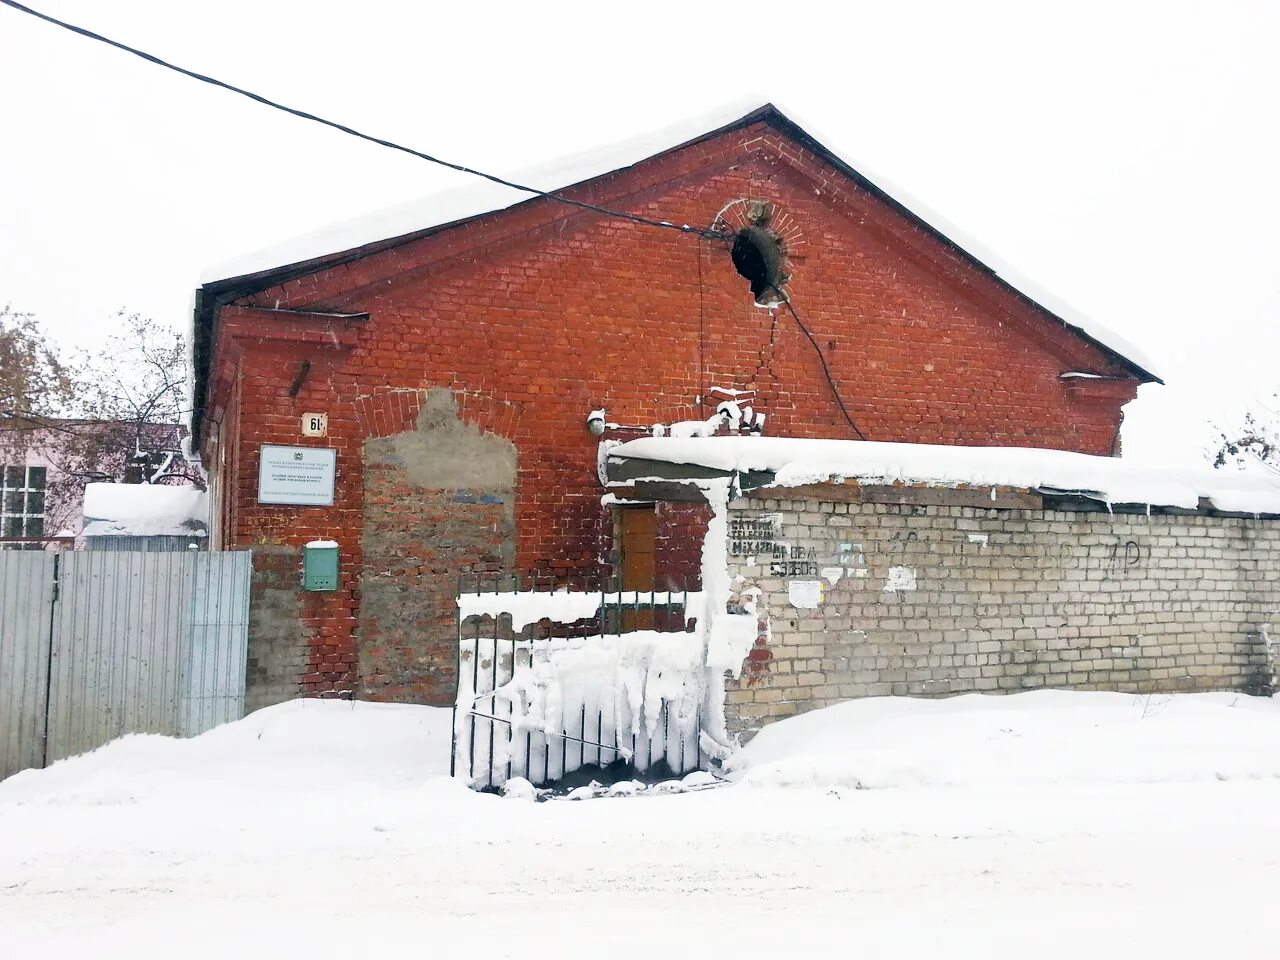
[6,691,1278,808]
[725,690,1280,789]
[4,695,1279,960]
[0,699,455,806]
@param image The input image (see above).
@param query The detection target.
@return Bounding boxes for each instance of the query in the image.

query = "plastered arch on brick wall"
[353,385,523,441]
[713,197,807,259]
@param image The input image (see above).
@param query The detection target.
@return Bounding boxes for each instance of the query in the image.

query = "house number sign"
[301,413,328,437]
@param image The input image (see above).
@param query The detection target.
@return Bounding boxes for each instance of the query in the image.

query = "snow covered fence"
[453,578,713,789]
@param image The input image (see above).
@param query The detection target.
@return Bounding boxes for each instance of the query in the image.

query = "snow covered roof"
[201,97,764,286]
[609,436,1280,515]
[81,483,209,538]
[196,101,1158,379]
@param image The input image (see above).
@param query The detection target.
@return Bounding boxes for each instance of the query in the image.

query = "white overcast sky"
[1,0,1277,466]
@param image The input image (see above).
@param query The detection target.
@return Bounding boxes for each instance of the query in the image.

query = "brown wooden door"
[618,506,656,630]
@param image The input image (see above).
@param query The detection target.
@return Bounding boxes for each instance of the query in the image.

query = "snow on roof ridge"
[200,97,1157,378]
[609,436,1280,515]
[200,97,768,285]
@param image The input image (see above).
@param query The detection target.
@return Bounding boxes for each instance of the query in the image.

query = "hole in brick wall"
[730,225,786,306]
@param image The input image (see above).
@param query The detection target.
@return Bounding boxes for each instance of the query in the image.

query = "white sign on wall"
[788,579,824,609]
[257,445,336,506]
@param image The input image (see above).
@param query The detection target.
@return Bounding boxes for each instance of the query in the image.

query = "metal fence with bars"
[0,550,252,780]
[453,574,707,791]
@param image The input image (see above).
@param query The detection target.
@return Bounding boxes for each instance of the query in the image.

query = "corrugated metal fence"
[0,550,252,780]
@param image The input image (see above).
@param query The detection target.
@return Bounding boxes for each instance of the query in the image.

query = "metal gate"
[452,574,706,791]
[0,550,252,780]
[0,551,55,780]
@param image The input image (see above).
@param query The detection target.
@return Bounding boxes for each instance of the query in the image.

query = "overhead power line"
[0,0,729,242]
[3,0,874,444]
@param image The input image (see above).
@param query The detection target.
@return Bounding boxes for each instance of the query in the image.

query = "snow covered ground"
[2,692,1278,958]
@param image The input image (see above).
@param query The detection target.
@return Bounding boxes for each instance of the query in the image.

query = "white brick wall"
[723,494,1280,737]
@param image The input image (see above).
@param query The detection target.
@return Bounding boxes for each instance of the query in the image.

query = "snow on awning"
[608,437,1280,515]
[81,483,209,538]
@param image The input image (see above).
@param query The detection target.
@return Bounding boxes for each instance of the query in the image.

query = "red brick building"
[192,103,1157,710]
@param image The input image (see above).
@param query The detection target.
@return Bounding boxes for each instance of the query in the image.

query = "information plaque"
[257,445,336,506]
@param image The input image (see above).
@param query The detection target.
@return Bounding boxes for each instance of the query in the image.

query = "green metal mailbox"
[302,539,339,591]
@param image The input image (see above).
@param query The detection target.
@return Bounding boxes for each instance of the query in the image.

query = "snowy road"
[2,695,1278,958]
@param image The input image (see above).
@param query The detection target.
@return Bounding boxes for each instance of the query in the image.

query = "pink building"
[0,420,202,550]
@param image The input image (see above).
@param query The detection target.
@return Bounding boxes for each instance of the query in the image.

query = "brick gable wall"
[204,120,1141,706]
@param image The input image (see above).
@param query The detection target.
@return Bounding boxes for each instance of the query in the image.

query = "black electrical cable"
[782,299,869,441]
[695,239,706,415]
[0,0,729,243]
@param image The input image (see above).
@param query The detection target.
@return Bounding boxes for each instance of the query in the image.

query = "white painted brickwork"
[724,495,1280,737]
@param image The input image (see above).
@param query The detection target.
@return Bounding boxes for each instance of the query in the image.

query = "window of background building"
[0,466,47,547]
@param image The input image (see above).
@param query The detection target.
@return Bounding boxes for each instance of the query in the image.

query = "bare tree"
[63,310,204,487]
[1212,392,1280,482]
[2,308,204,542]
[0,305,72,431]
[0,307,76,540]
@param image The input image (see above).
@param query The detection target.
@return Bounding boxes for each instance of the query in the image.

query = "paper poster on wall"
[788,579,823,609]
[883,566,918,593]
[258,445,336,506]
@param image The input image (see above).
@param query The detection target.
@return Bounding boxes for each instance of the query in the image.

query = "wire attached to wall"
[782,298,869,442]
[0,0,730,243]
[695,241,704,415]
[3,0,876,446]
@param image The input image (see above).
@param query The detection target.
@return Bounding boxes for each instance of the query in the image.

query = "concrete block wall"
[244,544,309,711]
[723,494,1280,738]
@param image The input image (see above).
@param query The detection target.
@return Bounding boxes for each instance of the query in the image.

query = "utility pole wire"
[3,0,875,442]
[0,0,729,242]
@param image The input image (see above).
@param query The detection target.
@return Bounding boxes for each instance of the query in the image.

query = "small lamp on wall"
[586,408,607,437]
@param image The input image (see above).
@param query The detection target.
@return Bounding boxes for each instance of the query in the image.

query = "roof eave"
[757,107,1162,386]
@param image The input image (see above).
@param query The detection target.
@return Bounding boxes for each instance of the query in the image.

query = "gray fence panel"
[0,552,57,780]
[181,552,251,737]
[2,549,252,779]
[45,552,194,763]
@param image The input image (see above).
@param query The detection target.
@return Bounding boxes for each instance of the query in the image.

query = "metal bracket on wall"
[287,360,312,398]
